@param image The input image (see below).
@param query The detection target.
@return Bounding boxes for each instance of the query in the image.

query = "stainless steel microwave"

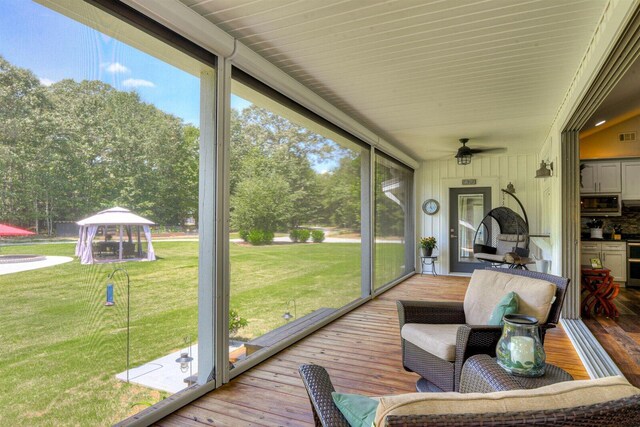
[580,194,622,216]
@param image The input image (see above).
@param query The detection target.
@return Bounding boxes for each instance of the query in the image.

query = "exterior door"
[449,187,491,273]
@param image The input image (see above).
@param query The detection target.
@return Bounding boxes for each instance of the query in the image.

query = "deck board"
[157,274,589,427]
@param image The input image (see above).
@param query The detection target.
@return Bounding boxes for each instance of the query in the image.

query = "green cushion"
[331,392,378,427]
[488,291,519,325]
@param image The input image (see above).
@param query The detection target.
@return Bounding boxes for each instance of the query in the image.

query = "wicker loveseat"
[397,268,568,392]
[298,364,640,427]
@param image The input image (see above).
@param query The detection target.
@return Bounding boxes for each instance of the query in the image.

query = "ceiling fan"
[454,138,506,165]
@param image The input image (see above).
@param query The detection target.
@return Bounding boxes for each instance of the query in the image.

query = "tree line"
[1,56,198,233]
[0,55,404,238]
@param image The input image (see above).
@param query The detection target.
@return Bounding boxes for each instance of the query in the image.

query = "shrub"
[290,228,312,243]
[311,230,325,243]
[247,229,274,245]
[298,229,311,243]
[239,229,249,242]
[229,308,248,336]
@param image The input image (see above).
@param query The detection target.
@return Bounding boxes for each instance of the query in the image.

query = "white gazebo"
[75,207,156,265]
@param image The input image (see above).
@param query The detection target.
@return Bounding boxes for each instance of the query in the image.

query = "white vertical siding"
[416,154,540,274]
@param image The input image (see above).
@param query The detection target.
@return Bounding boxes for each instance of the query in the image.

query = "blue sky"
[0,0,251,125]
[0,0,340,171]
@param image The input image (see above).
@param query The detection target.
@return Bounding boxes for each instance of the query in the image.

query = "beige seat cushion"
[474,253,506,263]
[476,253,533,265]
[374,375,640,427]
[497,233,526,242]
[464,270,557,324]
[400,324,461,361]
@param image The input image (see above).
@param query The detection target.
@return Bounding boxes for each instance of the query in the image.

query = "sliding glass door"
[374,154,414,289]
[227,75,368,364]
[0,3,416,425]
[0,1,215,424]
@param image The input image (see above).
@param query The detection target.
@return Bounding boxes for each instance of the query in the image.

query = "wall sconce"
[282,299,297,322]
[535,161,553,178]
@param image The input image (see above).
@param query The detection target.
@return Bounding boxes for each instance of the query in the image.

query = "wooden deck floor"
[157,274,589,427]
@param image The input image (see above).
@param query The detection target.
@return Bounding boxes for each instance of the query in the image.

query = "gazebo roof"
[77,207,155,226]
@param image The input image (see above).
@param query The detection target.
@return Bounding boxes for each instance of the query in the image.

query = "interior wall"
[416,154,540,275]
[580,114,640,159]
[539,0,638,278]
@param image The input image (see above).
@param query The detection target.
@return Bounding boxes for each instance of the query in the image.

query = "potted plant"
[586,218,603,239]
[420,236,437,256]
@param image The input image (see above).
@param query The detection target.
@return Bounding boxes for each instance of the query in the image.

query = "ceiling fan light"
[455,137,472,165]
[456,151,472,165]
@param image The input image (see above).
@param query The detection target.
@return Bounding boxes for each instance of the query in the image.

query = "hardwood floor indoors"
[583,287,640,387]
[156,274,589,427]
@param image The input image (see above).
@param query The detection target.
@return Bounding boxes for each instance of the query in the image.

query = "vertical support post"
[369,149,377,293]
[197,67,217,385]
[404,169,415,276]
[560,130,581,319]
[360,147,372,298]
[215,57,232,386]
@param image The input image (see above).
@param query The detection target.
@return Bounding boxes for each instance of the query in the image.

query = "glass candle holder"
[496,314,546,377]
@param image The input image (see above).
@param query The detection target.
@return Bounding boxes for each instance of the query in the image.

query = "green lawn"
[230,242,362,338]
[0,239,406,426]
[1,242,198,426]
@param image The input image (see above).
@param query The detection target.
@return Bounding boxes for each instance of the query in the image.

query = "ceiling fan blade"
[470,147,507,154]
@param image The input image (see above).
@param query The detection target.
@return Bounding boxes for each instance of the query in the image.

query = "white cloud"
[104,62,129,73]
[122,78,155,88]
[39,77,56,87]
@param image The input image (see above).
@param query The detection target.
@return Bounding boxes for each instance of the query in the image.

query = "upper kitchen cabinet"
[622,160,640,199]
[580,161,621,193]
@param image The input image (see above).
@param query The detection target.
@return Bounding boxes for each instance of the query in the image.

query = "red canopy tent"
[0,224,35,237]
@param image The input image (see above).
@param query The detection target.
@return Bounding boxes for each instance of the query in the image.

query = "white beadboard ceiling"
[180,0,608,161]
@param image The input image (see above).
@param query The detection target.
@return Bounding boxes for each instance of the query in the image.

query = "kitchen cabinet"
[622,160,640,199]
[580,161,621,193]
[581,241,627,283]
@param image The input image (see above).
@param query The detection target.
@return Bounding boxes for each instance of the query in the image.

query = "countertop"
[581,237,628,242]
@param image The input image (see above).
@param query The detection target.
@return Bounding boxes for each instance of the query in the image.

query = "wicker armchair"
[397,268,569,392]
[298,364,640,427]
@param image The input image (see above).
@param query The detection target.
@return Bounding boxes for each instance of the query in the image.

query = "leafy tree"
[1,55,382,239]
[231,174,292,235]
[229,105,331,231]
[317,155,362,230]
[0,55,52,230]
[0,56,200,231]
[45,79,195,226]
